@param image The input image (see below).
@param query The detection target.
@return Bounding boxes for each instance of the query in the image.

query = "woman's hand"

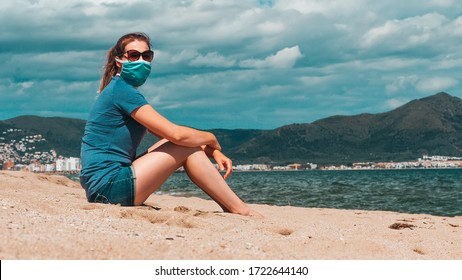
[211,149,233,180]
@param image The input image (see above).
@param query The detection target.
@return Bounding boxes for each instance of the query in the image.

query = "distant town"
[0,128,80,173]
[1,128,461,173]
[231,155,462,171]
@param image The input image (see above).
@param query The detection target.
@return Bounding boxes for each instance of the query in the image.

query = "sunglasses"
[120,49,154,62]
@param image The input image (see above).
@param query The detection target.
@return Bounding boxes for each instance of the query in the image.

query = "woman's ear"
[115,57,122,70]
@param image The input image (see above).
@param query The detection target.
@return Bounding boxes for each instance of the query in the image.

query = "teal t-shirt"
[80,76,149,198]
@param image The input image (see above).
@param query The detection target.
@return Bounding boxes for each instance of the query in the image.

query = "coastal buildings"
[234,163,317,171]
[0,128,80,173]
[234,164,272,171]
[55,157,81,172]
[1,156,81,173]
[233,157,462,171]
[333,155,462,170]
[1,128,461,173]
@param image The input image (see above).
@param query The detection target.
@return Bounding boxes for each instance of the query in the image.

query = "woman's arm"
[131,104,221,150]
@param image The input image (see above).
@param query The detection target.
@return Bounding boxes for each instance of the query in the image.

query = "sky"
[1,0,462,129]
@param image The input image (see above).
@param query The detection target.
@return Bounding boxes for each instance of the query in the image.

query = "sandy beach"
[1,170,461,260]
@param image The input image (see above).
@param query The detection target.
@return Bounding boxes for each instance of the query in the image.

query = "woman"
[80,32,260,216]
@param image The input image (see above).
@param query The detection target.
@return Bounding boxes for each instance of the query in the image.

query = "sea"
[156,169,462,217]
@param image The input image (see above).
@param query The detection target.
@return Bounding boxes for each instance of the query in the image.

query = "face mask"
[116,59,151,87]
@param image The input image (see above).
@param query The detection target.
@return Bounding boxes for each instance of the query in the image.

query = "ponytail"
[99,47,119,93]
[98,32,151,93]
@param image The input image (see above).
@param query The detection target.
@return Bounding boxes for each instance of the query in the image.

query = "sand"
[1,170,461,260]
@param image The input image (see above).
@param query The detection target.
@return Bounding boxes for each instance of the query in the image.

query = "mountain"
[0,115,265,159]
[1,92,462,165]
[226,92,462,164]
[0,115,86,157]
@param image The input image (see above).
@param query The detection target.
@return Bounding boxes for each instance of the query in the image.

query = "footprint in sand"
[174,206,190,213]
[389,222,415,230]
[413,248,425,255]
[174,205,214,217]
[80,204,105,211]
[277,228,294,236]
[119,208,201,229]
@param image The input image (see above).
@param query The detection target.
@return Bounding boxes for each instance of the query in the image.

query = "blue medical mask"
[116,59,151,87]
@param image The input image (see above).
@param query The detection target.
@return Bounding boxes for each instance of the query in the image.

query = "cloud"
[169,50,200,64]
[360,13,447,50]
[299,75,335,86]
[385,98,407,110]
[430,0,454,8]
[386,75,419,94]
[189,52,236,68]
[416,77,459,93]
[273,0,368,17]
[386,75,459,95]
[1,0,462,129]
[239,46,303,68]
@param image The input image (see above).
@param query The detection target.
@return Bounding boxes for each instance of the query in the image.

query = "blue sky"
[1,0,462,129]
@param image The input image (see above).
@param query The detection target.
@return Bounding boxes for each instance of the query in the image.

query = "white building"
[66,157,81,171]
[55,158,66,172]
[56,157,81,172]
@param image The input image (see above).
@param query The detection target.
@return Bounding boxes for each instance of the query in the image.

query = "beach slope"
[1,171,461,259]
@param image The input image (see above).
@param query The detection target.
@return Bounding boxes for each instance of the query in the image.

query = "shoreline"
[4,165,461,176]
[1,171,461,260]
[5,169,462,217]
[228,167,462,172]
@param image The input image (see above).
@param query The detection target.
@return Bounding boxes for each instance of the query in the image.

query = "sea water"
[157,169,462,217]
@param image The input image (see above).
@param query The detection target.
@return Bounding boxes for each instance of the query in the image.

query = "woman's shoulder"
[111,76,141,95]
[100,77,139,98]
[105,77,148,110]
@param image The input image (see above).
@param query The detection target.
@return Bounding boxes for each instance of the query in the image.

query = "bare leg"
[132,141,257,216]
[182,146,249,214]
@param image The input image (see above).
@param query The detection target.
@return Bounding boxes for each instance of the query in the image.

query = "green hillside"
[2,92,461,165]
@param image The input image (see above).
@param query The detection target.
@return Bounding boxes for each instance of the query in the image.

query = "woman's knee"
[147,138,170,152]
[176,144,203,157]
[155,141,202,157]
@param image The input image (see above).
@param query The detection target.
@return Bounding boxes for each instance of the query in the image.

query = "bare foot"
[231,206,264,218]
[220,203,264,218]
[247,208,264,218]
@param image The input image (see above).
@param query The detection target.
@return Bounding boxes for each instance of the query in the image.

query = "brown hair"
[98,32,152,93]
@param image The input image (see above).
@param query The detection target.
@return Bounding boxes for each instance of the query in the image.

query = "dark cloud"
[1,0,462,129]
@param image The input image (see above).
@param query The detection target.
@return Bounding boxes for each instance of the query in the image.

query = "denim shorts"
[89,165,136,206]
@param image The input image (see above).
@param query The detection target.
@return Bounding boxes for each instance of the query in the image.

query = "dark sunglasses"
[120,49,154,62]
